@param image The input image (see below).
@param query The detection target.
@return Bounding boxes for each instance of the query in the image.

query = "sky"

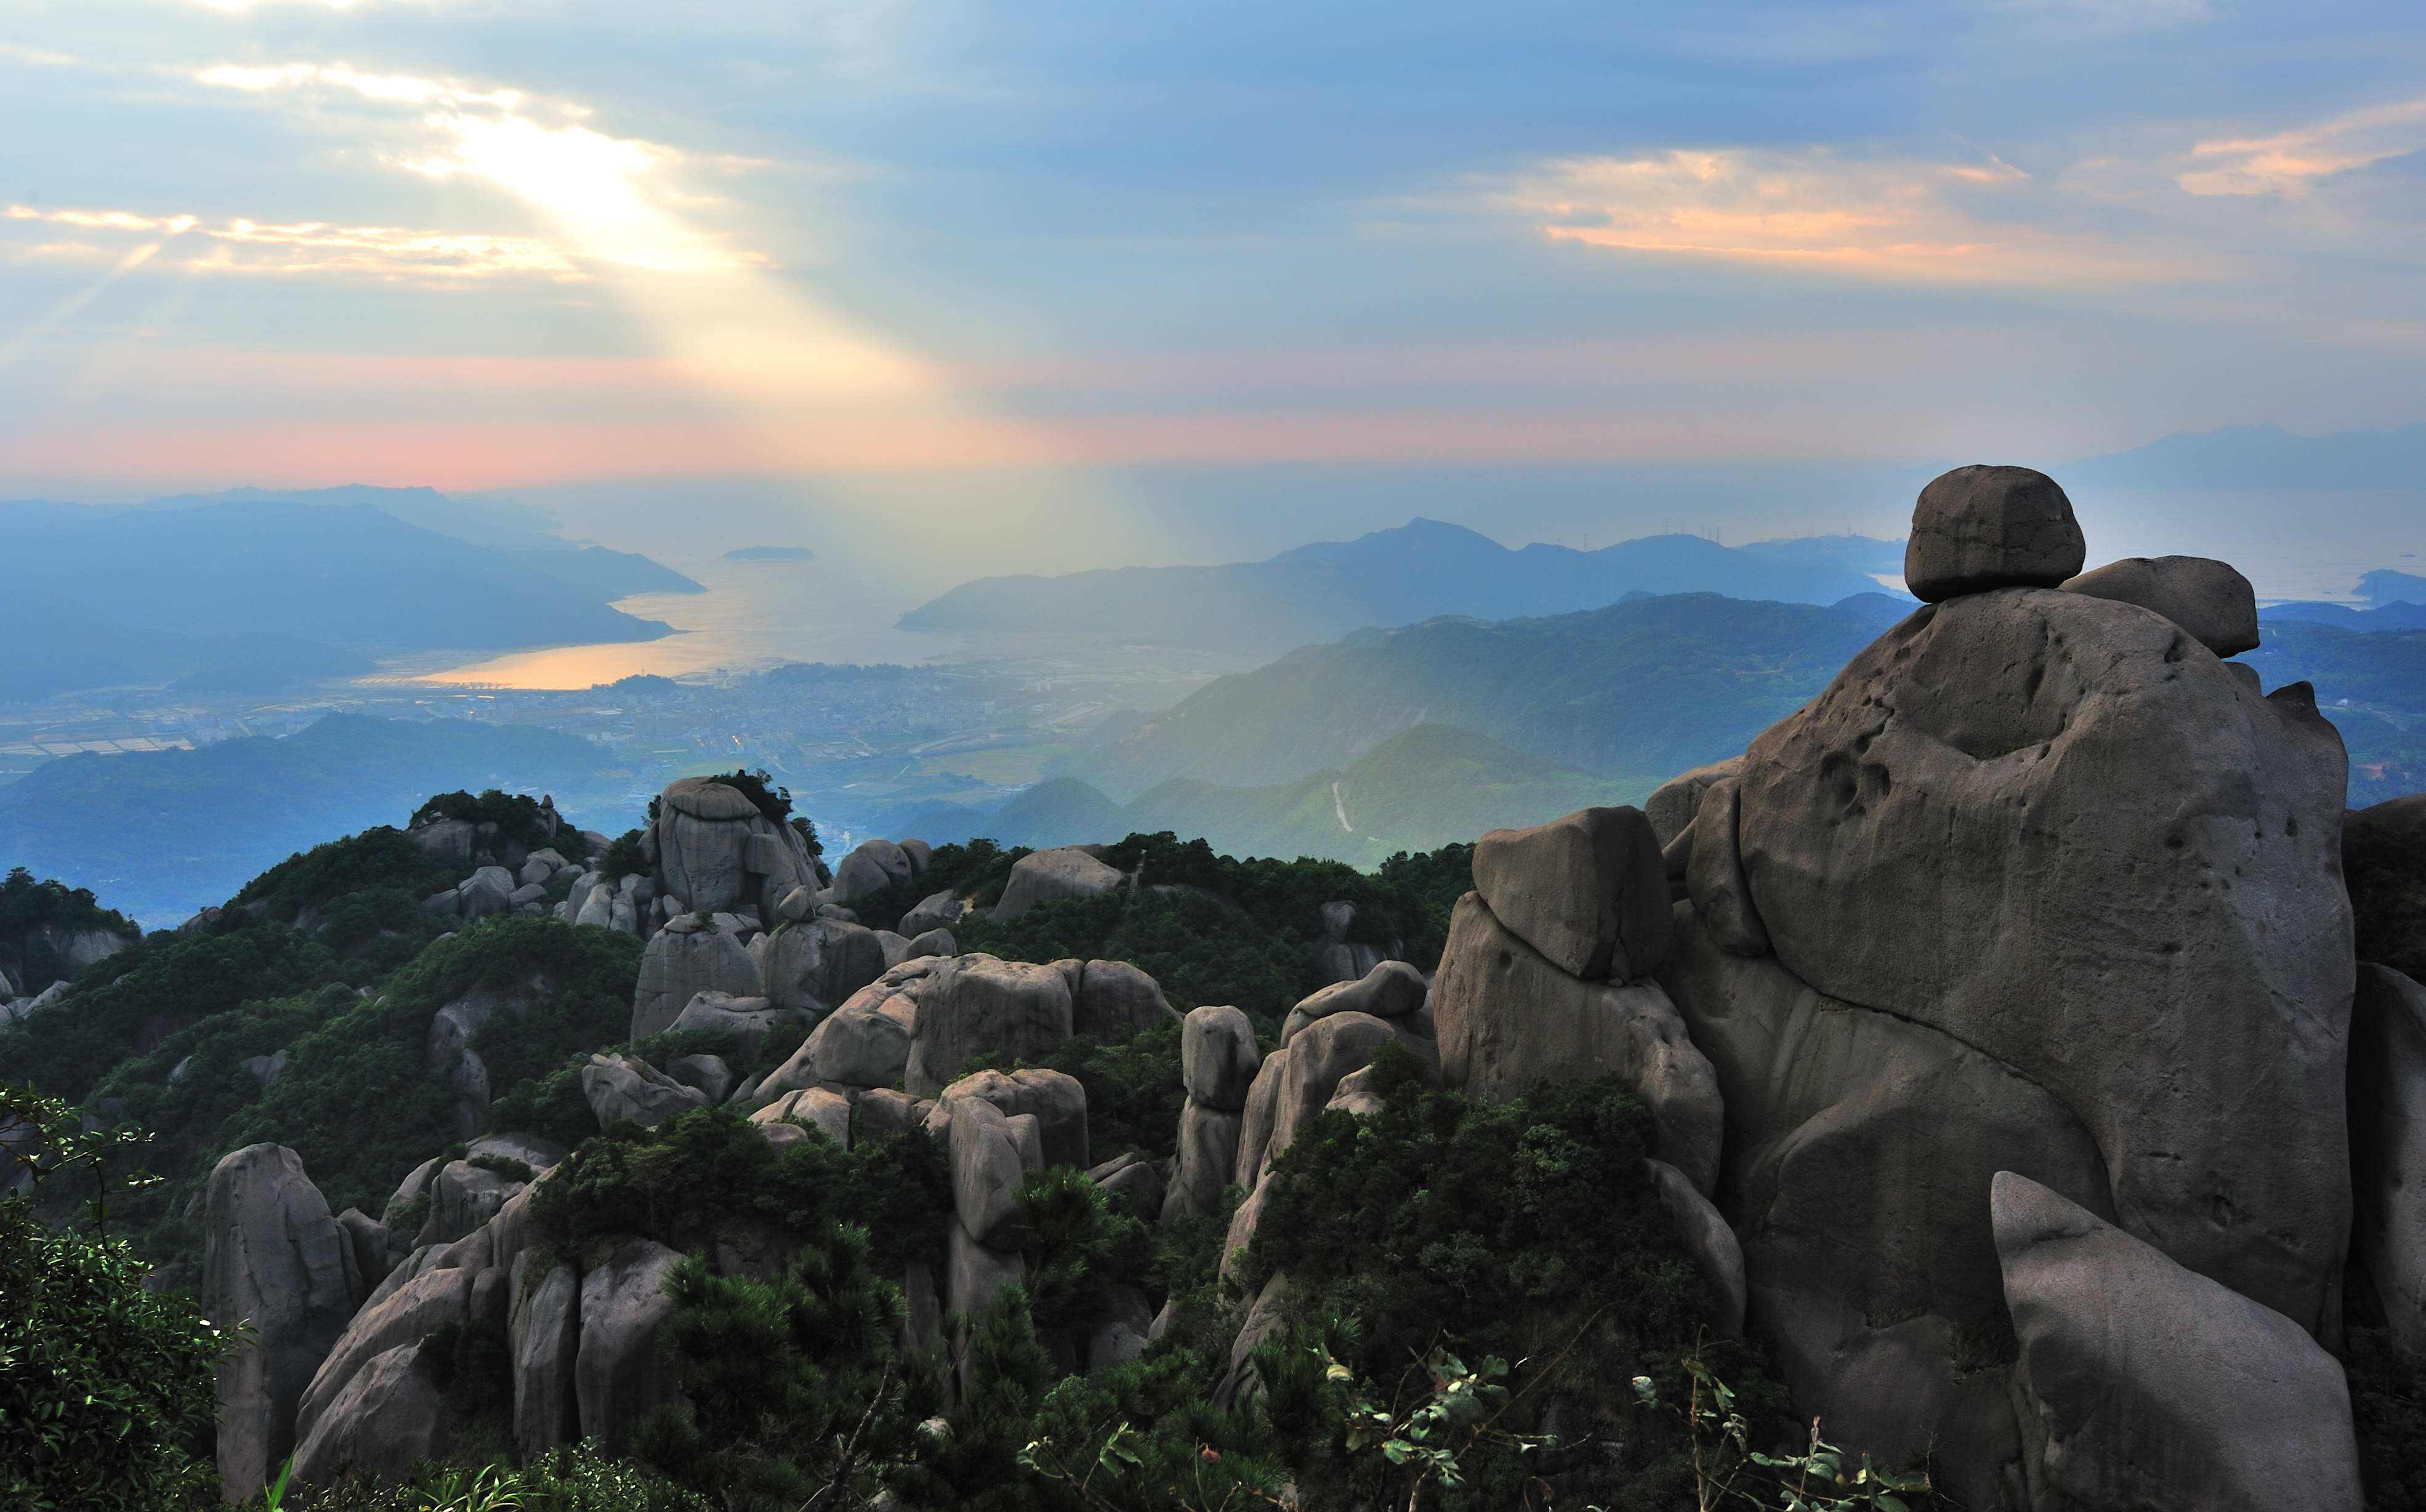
[4,0,2424,579]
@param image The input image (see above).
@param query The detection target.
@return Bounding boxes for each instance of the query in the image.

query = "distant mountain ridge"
[1058,590,1916,800]
[2066,422,2426,491]
[0,493,689,697]
[880,723,1637,866]
[0,714,619,926]
[898,517,1903,653]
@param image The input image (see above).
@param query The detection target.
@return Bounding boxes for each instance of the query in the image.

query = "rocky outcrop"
[993,847,1124,921]
[1070,958,1180,1040]
[204,1144,363,1502]
[290,1341,451,1486]
[631,917,762,1040]
[900,889,966,938]
[1994,1172,2362,1512]
[652,776,815,919]
[924,1067,1090,1170]
[1278,959,1426,1048]
[2063,554,2260,657]
[1733,582,2353,1332]
[831,838,916,903]
[1901,464,2085,601]
[510,1253,581,1462]
[664,991,805,1057]
[751,917,887,1015]
[904,954,1076,1097]
[1471,805,1670,980]
[753,1087,853,1148]
[582,1053,710,1130]
[1182,1004,1262,1111]
[1645,757,1741,849]
[1435,891,1722,1194]
[2352,963,2426,1361]
[1642,1157,1744,1339]
[576,1239,685,1455]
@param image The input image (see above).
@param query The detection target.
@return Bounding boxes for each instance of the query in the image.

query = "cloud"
[2179,95,2426,198]
[4,202,581,282]
[1497,147,2185,286]
[194,60,522,109]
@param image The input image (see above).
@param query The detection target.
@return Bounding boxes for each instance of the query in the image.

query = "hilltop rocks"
[900,890,966,938]
[1646,758,1741,848]
[831,838,916,903]
[631,920,762,1040]
[665,991,803,1058]
[458,865,517,920]
[1903,464,2085,601]
[296,1265,474,1449]
[1472,805,1670,980]
[2351,963,2426,1360]
[751,917,887,1014]
[1994,1172,2363,1512]
[2063,555,2261,657]
[576,1239,685,1455]
[926,1067,1090,1170]
[1733,583,2353,1332]
[1435,891,1722,1194]
[582,1053,709,1130]
[754,1087,853,1148]
[904,954,1076,1097]
[1071,957,1180,1040]
[204,1144,363,1502]
[994,847,1124,921]
[949,1094,1034,1249]
[1683,774,1768,957]
[1182,1004,1262,1111]
[1279,959,1427,1047]
[650,777,817,920]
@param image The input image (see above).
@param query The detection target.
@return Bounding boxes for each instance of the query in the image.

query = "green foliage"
[1244,1048,1789,1508]
[597,830,648,883]
[696,769,794,828]
[1014,1167,1155,1339]
[411,790,589,862]
[467,1152,536,1183]
[2348,813,2426,985]
[236,826,464,928]
[903,1289,1061,1511]
[1020,1026,1188,1162]
[845,838,1023,933]
[270,1445,711,1511]
[219,919,643,1223]
[0,866,139,992]
[0,1084,227,1512]
[1632,1348,1933,1510]
[533,1106,949,1281]
[635,1225,929,1510]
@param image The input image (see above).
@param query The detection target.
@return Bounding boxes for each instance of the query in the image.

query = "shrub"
[696,770,794,828]
[0,1084,227,1512]
[597,829,648,883]
[411,790,588,862]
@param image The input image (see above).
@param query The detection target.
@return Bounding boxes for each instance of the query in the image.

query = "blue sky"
[4,0,2423,579]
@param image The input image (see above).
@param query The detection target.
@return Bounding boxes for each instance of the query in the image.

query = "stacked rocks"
[1161,1005,1261,1225]
[1433,805,1723,1194]
[630,915,763,1040]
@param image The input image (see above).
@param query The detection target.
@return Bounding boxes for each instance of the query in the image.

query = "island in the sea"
[722,544,816,563]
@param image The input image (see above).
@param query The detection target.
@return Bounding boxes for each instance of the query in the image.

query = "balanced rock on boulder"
[1903,464,2085,602]
[993,847,1123,922]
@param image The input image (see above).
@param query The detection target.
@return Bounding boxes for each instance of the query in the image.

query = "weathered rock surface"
[576,1239,685,1455]
[290,1342,449,1487]
[751,917,887,1014]
[753,1087,853,1148]
[1182,1004,1262,1111]
[1071,958,1179,1040]
[510,1253,581,1462]
[1646,757,1742,848]
[1472,805,1670,980]
[204,1144,362,1502]
[831,838,914,903]
[296,1265,472,1447]
[1279,959,1427,1047]
[1643,1157,1744,1338]
[1994,1172,2362,1512]
[582,1053,710,1130]
[1733,584,2353,1332]
[1682,774,1768,957]
[949,1094,1032,1248]
[1435,891,1722,1193]
[1903,464,2085,601]
[900,889,967,938]
[1163,1101,1244,1224]
[1660,909,2117,1507]
[2351,963,2426,1361]
[631,922,762,1040]
[666,990,804,1056]
[993,846,1124,921]
[2063,554,2260,657]
[905,954,1076,1096]
[926,1067,1090,1170]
